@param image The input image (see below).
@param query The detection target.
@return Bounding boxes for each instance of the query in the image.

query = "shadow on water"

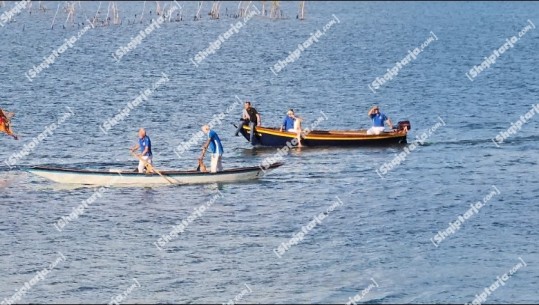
[235,144,409,156]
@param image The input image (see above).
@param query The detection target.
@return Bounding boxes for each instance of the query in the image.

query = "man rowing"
[201,125,223,173]
[367,105,393,135]
[130,128,153,173]
[0,108,18,140]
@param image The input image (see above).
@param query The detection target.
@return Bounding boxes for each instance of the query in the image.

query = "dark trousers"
[235,120,257,144]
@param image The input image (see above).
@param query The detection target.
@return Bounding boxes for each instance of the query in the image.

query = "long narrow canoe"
[238,125,409,147]
[27,162,283,186]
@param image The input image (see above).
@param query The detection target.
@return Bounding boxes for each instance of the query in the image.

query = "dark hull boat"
[238,122,410,147]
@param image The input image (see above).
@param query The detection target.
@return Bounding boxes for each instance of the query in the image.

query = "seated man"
[234,101,261,144]
[280,109,303,147]
[280,109,296,132]
[0,108,18,140]
[367,105,393,135]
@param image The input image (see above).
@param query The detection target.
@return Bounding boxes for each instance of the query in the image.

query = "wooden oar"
[196,158,207,172]
[130,151,176,185]
[197,147,207,172]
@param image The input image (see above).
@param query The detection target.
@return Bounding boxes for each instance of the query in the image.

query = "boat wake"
[430,134,539,147]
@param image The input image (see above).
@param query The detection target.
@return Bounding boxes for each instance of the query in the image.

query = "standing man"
[234,101,261,144]
[367,105,393,135]
[130,128,153,173]
[201,125,224,173]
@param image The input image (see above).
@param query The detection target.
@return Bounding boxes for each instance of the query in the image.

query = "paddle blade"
[197,159,207,172]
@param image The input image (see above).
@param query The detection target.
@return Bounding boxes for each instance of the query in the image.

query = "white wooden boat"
[27,162,283,186]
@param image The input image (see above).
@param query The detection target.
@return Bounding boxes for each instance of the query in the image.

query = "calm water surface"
[0,1,538,303]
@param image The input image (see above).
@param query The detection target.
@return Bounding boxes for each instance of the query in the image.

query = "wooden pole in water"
[50,2,61,29]
[244,1,252,16]
[161,2,168,20]
[113,1,117,24]
[64,3,70,27]
[71,2,77,24]
[195,1,203,20]
[178,3,183,21]
[116,1,121,24]
[155,0,161,16]
[92,1,102,26]
[167,2,175,22]
[92,1,101,26]
[270,0,280,19]
[237,1,242,17]
[298,0,305,20]
[210,1,220,19]
[167,3,172,22]
[140,0,146,22]
[105,1,111,25]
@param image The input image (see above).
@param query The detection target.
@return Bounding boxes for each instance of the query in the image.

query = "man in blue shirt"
[367,105,393,135]
[280,108,304,147]
[130,128,153,173]
[280,109,296,132]
[201,125,223,172]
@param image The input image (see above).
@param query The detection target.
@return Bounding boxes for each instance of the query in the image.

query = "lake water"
[0,1,538,303]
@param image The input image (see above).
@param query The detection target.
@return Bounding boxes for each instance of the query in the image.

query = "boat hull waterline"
[239,126,408,147]
[27,163,283,186]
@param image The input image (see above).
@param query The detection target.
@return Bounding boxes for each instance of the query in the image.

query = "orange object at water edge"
[0,109,18,140]
[0,122,18,139]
